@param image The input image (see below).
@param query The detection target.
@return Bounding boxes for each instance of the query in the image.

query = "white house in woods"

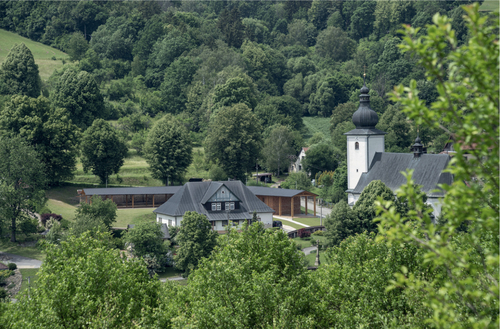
[345,79,451,218]
[289,147,309,172]
[153,181,275,232]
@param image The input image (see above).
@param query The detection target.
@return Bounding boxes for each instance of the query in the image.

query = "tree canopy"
[144,114,192,186]
[81,119,128,184]
[0,43,41,98]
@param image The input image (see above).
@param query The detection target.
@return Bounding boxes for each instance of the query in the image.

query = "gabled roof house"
[153,181,275,232]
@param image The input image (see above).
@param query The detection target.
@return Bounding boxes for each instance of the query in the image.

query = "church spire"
[352,73,378,129]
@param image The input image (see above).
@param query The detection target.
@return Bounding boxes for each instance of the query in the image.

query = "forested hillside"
[0,1,477,155]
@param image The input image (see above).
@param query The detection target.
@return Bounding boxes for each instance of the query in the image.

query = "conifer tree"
[0,43,41,98]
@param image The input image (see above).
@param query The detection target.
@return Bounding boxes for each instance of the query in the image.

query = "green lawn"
[292,235,327,249]
[47,199,78,221]
[302,116,331,144]
[292,216,322,227]
[19,268,39,295]
[114,209,156,228]
[274,217,303,230]
[480,0,499,11]
[0,239,45,261]
[157,267,184,279]
[304,251,328,267]
[0,29,68,80]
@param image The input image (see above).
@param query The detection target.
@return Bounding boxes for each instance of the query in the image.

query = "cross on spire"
[363,65,366,85]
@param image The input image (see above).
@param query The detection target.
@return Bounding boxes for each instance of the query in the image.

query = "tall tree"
[51,67,105,129]
[324,200,362,247]
[6,231,163,327]
[177,222,314,327]
[174,211,218,276]
[377,6,499,326]
[75,195,117,229]
[0,43,41,98]
[0,136,46,242]
[81,119,128,185]
[144,114,192,186]
[315,26,357,62]
[0,95,80,185]
[262,125,302,177]
[254,95,303,130]
[205,103,262,181]
[302,143,341,178]
[217,7,244,48]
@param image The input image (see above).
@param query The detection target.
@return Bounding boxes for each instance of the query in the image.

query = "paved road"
[0,253,42,269]
[300,199,332,219]
[302,246,317,256]
[160,277,185,282]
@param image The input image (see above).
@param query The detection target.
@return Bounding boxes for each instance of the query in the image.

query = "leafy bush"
[41,213,62,227]
[0,270,11,285]
[7,263,16,271]
[298,228,311,238]
[0,288,7,299]
[312,230,324,236]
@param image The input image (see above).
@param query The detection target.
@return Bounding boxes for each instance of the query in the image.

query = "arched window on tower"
[355,142,359,150]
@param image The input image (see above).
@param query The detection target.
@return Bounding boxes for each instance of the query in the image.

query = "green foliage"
[212,74,258,110]
[7,263,16,271]
[217,7,244,48]
[314,232,431,327]
[315,26,356,62]
[81,119,128,184]
[0,43,41,98]
[144,114,193,186]
[160,56,199,115]
[66,32,88,62]
[281,172,312,191]
[123,221,170,274]
[354,180,394,233]
[0,95,80,184]
[302,143,341,178]
[208,164,227,181]
[174,211,217,276]
[376,6,499,327]
[75,195,117,229]
[0,136,46,242]
[262,125,302,177]
[254,95,303,130]
[324,200,362,246]
[205,103,262,181]
[176,222,315,327]
[6,231,163,327]
[51,67,106,129]
[376,104,412,153]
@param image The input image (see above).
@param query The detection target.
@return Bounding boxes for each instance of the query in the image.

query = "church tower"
[345,77,386,205]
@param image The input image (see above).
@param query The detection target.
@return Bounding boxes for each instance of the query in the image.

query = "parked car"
[272,220,282,228]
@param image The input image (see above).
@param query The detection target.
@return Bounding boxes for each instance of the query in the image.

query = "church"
[344,78,452,218]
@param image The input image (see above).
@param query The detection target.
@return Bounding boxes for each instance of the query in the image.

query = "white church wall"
[347,135,368,190]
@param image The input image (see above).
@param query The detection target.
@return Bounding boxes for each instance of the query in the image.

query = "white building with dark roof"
[345,78,451,218]
[153,181,275,231]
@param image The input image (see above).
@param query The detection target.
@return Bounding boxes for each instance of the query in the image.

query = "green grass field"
[292,235,327,249]
[19,268,39,295]
[0,239,45,261]
[275,217,303,230]
[293,216,322,227]
[480,0,499,11]
[302,116,331,144]
[0,29,68,80]
[304,251,328,267]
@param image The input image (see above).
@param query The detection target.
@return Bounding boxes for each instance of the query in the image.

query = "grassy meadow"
[19,268,39,295]
[302,116,331,144]
[0,29,68,81]
[480,0,499,11]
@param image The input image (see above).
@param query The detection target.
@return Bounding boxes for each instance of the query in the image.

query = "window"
[230,202,235,210]
[222,220,228,226]
[355,142,359,150]
[216,203,221,210]
[212,203,216,211]
[232,220,238,226]
[225,202,230,210]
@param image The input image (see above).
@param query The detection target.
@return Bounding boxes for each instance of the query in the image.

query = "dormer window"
[212,203,216,211]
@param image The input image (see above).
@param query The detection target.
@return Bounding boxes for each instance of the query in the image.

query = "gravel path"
[0,253,42,269]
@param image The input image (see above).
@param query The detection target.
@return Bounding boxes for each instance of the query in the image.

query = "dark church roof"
[350,152,452,197]
[154,181,274,220]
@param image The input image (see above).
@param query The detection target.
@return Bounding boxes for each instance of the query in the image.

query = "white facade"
[347,135,385,191]
[290,148,308,173]
[156,212,274,231]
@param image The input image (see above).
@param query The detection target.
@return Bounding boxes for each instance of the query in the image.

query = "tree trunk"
[11,215,16,242]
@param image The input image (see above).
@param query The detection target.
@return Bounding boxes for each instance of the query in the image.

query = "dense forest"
[0,1,478,185]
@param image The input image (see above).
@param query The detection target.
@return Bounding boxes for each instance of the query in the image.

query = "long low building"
[78,183,318,218]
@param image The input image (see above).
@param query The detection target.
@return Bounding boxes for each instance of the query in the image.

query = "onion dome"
[352,81,378,129]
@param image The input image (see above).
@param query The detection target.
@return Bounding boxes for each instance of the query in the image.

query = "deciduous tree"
[0,137,46,242]
[144,114,192,186]
[81,119,128,185]
[262,125,302,177]
[205,103,262,181]
[75,195,117,228]
[174,211,217,276]
[0,95,80,185]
